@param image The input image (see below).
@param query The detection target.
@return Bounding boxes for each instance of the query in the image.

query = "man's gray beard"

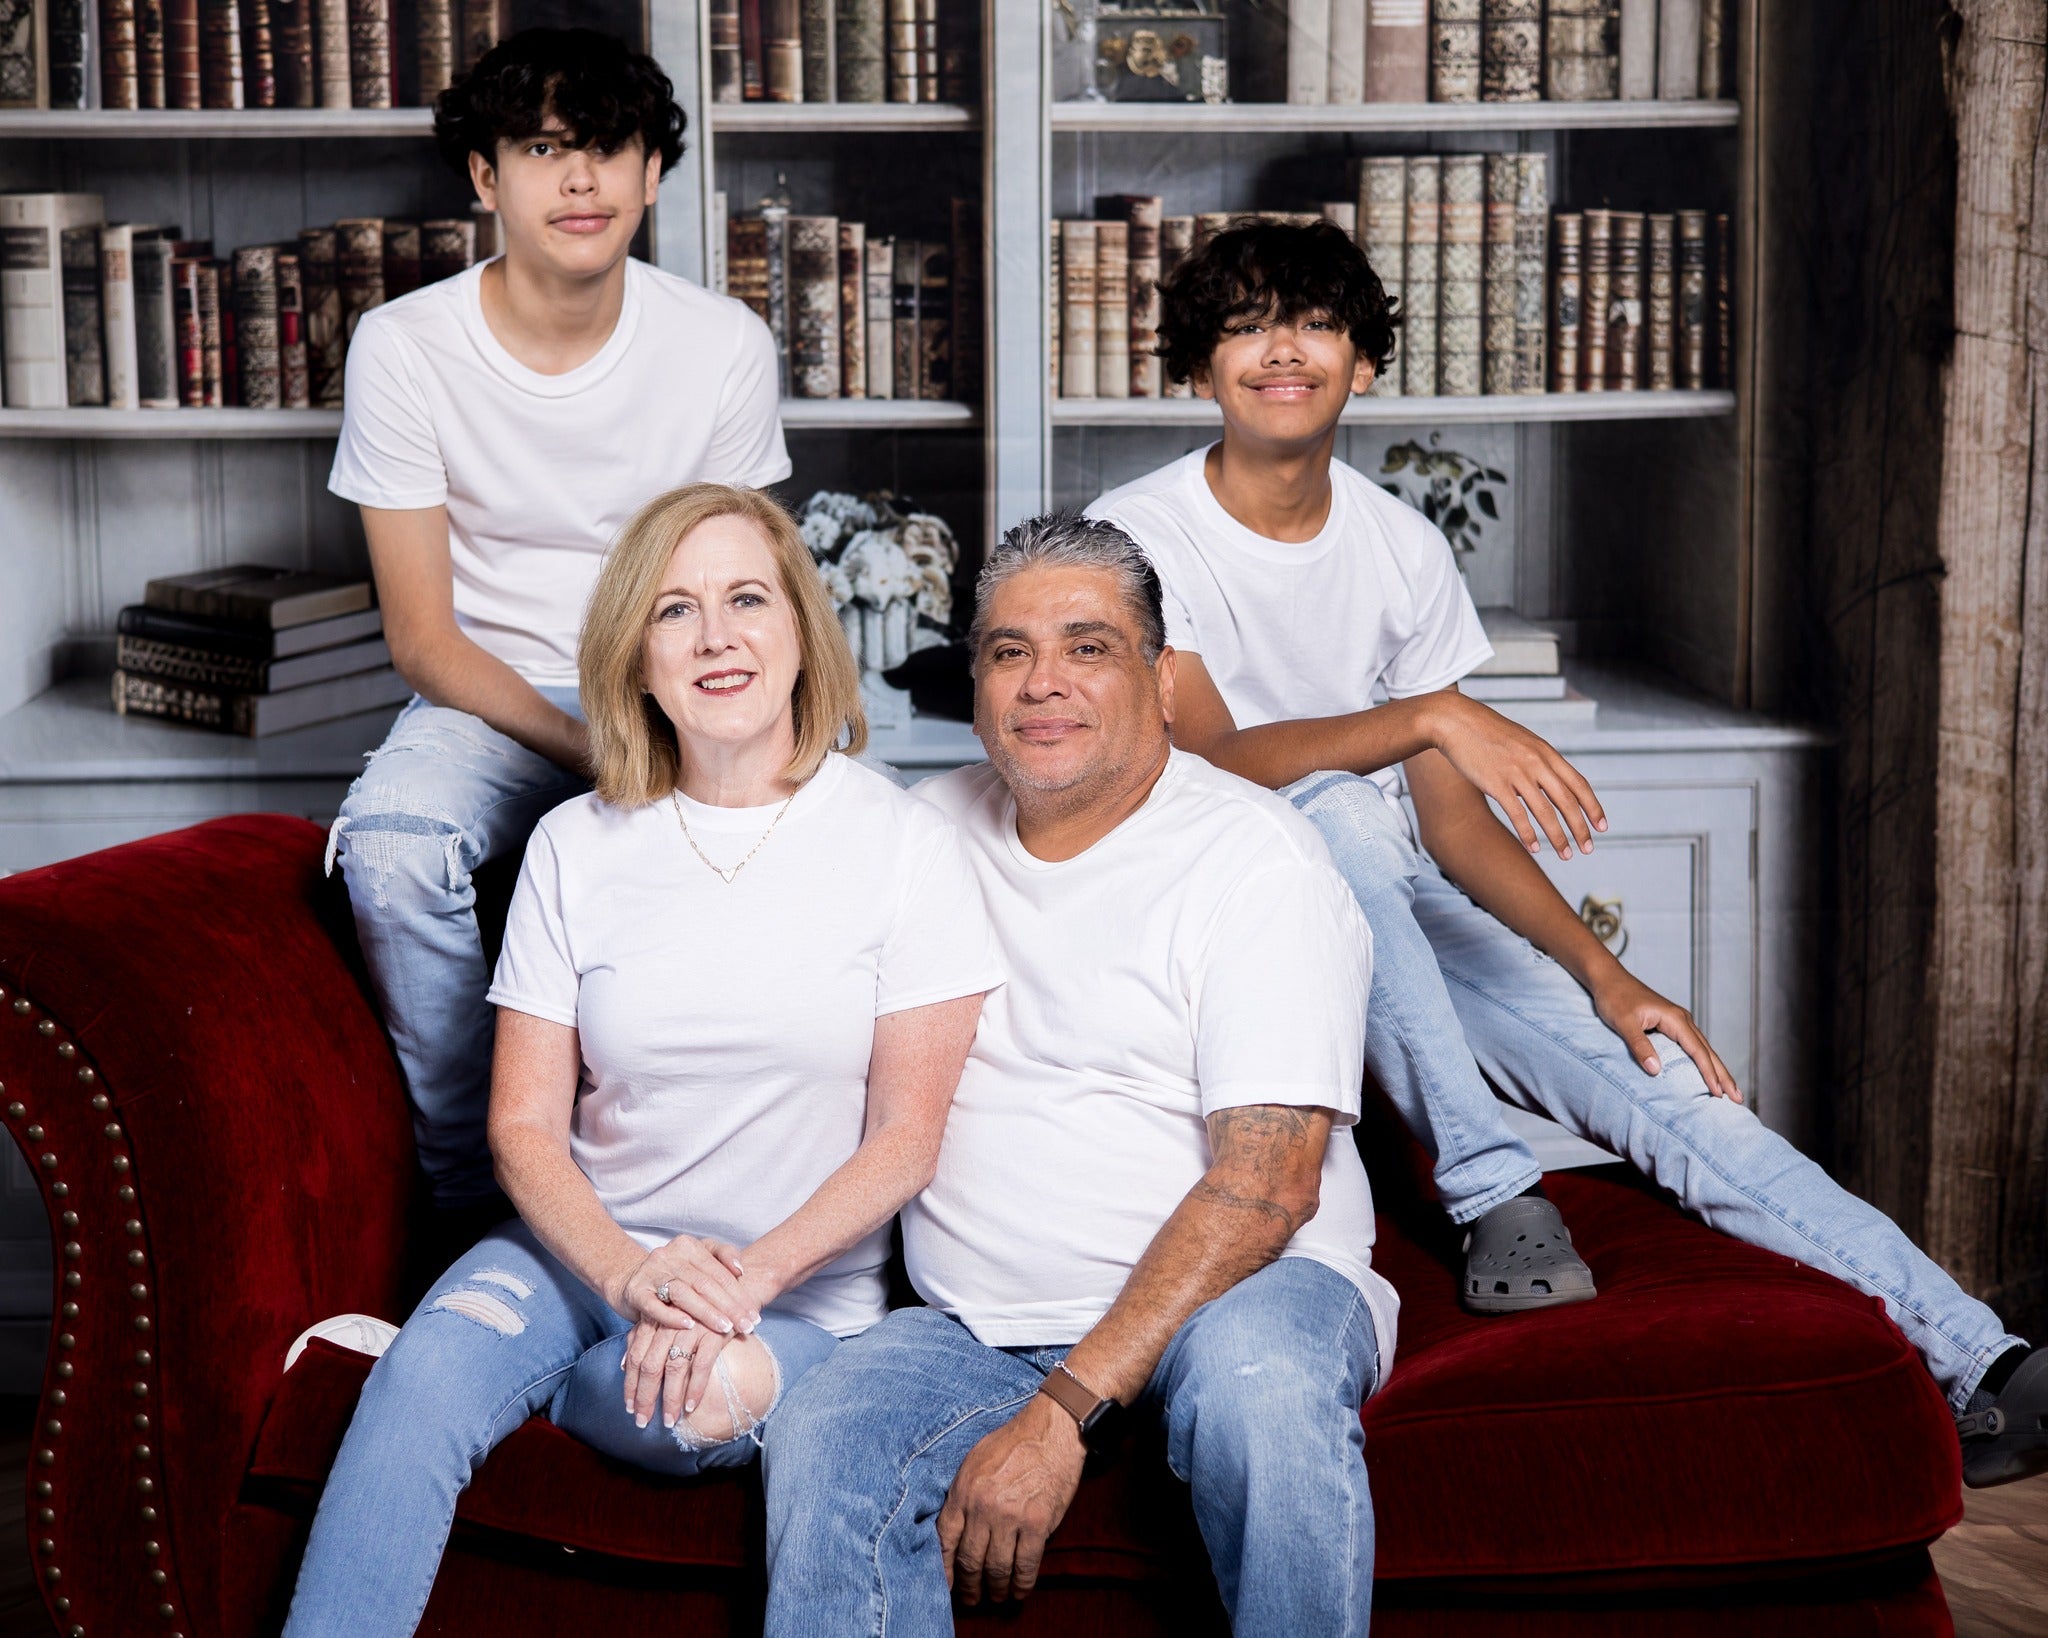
[983,726,1138,816]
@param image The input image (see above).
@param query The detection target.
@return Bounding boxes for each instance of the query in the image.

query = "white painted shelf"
[709,101,979,133]
[1049,99,1740,135]
[1051,389,1736,428]
[0,107,433,138]
[781,398,978,428]
[0,408,343,439]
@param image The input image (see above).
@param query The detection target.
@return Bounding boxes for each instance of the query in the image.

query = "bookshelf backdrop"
[0,0,1820,1386]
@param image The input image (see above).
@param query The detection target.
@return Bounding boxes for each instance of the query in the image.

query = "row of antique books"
[112,565,407,736]
[714,196,982,404]
[710,0,970,105]
[1281,0,1727,105]
[0,193,486,409]
[1052,161,1732,401]
[0,0,500,111]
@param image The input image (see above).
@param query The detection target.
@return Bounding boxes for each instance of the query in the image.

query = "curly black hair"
[433,28,687,179]
[1155,218,1401,386]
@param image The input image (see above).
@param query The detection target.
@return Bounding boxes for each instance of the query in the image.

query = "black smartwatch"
[1036,1361,1119,1446]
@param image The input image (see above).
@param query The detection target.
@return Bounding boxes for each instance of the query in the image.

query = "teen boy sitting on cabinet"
[1087,218,2044,1486]
[325,28,789,1226]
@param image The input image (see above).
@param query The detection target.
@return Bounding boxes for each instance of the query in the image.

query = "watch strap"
[1036,1361,1114,1438]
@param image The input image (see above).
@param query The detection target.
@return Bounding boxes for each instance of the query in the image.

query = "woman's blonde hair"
[580,483,867,807]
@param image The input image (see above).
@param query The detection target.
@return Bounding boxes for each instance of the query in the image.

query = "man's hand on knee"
[936,1395,1085,1604]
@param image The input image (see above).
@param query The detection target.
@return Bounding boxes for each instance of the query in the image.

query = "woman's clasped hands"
[607,1235,773,1431]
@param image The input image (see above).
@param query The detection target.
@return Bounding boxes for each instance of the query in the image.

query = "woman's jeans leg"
[1289,771,1542,1221]
[285,1221,838,1637]
[1406,854,2027,1409]
[327,691,587,1207]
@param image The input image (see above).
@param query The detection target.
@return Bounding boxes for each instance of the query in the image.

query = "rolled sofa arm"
[0,816,418,1638]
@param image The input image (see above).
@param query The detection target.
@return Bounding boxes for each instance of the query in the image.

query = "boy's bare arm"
[363,504,591,774]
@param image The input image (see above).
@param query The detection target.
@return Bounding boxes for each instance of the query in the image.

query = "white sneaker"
[285,1313,401,1372]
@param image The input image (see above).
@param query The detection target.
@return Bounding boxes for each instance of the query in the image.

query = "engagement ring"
[657,1282,671,1304]
[669,1342,689,1362]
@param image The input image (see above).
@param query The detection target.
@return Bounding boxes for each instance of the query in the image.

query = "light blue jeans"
[283,1219,840,1637]
[1289,769,2027,1410]
[762,1257,1379,1638]
[327,689,588,1207]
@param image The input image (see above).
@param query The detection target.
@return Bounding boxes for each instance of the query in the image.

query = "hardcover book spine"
[133,236,178,406]
[1481,154,1517,393]
[890,237,919,398]
[709,0,741,100]
[137,0,166,103]
[173,256,205,407]
[270,0,309,101]
[297,226,342,404]
[197,257,224,406]
[419,217,473,283]
[218,253,238,404]
[1655,0,1698,98]
[837,220,865,397]
[414,0,451,100]
[1402,156,1440,396]
[834,0,879,99]
[276,247,309,406]
[936,0,968,101]
[1546,0,1616,101]
[1160,215,1194,397]
[47,0,88,106]
[346,0,390,107]
[1092,218,1128,400]
[102,0,141,107]
[313,0,346,103]
[1677,207,1707,388]
[915,236,949,399]
[949,195,982,405]
[113,671,233,732]
[1550,211,1583,391]
[1328,0,1365,104]
[456,0,494,73]
[762,205,790,396]
[728,215,769,325]
[763,0,800,100]
[1365,0,1428,102]
[1192,212,1234,251]
[1047,219,1060,398]
[100,225,139,408]
[1480,0,1540,101]
[1058,219,1096,400]
[0,0,47,109]
[1511,152,1548,392]
[1118,195,1162,398]
[1430,0,1479,103]
[1618,0,1655,98]
[913,0,933,102]
[1437,155,1483,395]
[1579,206,1611,389]
[381,218,419,298]
[117,637,266,692]
[335,216,385,342]
[60,224,107,406]
[1322,199,1357,237]
[1286,0,1329,106]
[884,0,913,101]
[864,232,893,398]
[199,0,242,106]
[1712,210,1732,388]
[2,205,53,407]
[1645,211,1675,388]
[166,0,200,103]
[232,242,280,407]
[1698,0,1723,97]
[1358,157,1405,394]
[787,215,841,398]
[1608,210,1643,387]
[740,0,762,98]
[241,0,274,104]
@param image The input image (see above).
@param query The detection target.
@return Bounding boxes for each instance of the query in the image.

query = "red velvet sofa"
[0,816,1964,1636]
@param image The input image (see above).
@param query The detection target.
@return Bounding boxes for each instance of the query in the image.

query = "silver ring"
[657,1282,672,1304]
[668,1342,690,1362]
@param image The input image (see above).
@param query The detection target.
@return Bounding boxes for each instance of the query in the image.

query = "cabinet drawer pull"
[1579,894,1628,957]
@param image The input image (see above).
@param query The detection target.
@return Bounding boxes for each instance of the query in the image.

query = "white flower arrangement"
[795,490,959,676]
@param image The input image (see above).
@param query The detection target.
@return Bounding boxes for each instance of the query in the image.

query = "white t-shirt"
[330,257,791,688]
[907,751,1398,1386]
[1089,446,1492,808]
[486,753,1003,1338]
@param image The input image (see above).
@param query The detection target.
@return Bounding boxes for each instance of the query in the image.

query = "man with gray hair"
[760,513,1391,1637]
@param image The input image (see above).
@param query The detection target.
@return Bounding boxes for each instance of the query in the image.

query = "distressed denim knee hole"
[431,1290,526,1336]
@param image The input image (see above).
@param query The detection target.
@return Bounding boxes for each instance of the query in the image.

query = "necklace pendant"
[714,864,741,885]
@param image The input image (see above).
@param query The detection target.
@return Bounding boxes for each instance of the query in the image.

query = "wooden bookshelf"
[1051,390,1736,428]
[1047,99,1741,135]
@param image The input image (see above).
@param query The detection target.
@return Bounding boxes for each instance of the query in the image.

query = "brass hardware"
[54,1044,74,1059]
[77,1068,94,1084]
[103,1125,121,1141]
[24,1126,42,1142]
[4,1103,21,1118]
[1577,895,1627,957]
[35,1020,53,1035]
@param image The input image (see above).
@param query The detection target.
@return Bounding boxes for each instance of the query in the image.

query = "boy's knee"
[331,802,474,909]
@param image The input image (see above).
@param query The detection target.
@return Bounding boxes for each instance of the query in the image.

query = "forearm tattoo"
[1193,1106,1321,1235]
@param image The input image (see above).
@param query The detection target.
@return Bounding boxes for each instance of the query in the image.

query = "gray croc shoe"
[1959,1348,2048,1489]
[1461,1195,1598,1315]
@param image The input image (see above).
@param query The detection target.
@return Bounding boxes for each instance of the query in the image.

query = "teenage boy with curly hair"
[1089,218,2043,1486]
[327,28,789,1219]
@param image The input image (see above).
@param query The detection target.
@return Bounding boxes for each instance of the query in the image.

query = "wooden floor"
[0,1392,2034,1634]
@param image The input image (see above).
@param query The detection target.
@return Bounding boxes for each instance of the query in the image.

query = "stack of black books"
[112,566,410,736]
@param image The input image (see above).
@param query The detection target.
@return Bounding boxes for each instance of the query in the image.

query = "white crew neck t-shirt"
[330,257,790,688]
[486,752,1003,1338]
[1089,446,1493,809]
[908,751,1398,1385]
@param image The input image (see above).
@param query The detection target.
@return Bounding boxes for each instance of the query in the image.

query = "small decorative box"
[1095,4,1229,104]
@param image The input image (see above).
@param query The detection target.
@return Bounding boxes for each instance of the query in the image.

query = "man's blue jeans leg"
[762,1258,1378,1637]
[326,690,587,1207]
[1289,770,1542,1222]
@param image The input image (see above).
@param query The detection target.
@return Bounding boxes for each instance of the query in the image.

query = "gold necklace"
[669,789,797,884]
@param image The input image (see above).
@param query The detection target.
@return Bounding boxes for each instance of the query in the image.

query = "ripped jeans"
[327,689,588,1207]
[284,1219,839,1638]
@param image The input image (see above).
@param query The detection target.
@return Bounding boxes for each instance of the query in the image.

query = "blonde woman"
[285,484,1001,1636]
